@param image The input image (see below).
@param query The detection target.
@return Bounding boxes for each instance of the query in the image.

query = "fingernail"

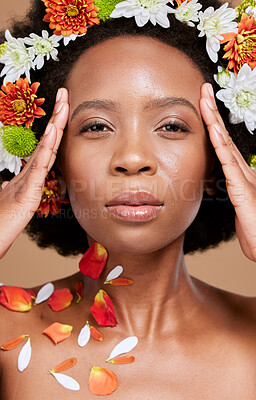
[56,89,62,102]
[205,97,215,110]
[214,123,223,135]
[55,102,64,114]
[207,84,214,98]
[44,123,54,136]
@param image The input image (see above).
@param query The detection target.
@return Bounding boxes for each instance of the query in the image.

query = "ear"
[54,159,67,196]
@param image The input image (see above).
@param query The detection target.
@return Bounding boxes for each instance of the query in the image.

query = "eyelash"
[158,121,189,134]
[78,120,189,136]
[79,121,110,135]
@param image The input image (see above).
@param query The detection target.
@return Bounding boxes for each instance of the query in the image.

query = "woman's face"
[60,36,213,254]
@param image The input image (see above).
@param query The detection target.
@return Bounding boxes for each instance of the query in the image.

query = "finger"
[48,102,69,171]
[20,90,69,175]
[201,83,226,128]
[23,125,58,207]
[207,122,249,208]
[49,88,69,124]
[1,181,9,190]
[200,83,253,176]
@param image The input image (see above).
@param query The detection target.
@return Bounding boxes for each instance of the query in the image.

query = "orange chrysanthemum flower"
[37,170,70,218]
[223,13,256,74]
[42,0,100,37]
[0,78,45,129]
[175,0,192,6]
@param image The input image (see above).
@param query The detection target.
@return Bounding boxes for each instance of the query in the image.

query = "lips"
[105,191,163,207]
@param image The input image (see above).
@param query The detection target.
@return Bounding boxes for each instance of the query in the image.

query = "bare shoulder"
[192,275,256,330]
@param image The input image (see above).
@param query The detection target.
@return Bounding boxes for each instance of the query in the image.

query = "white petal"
[18,337,31,372]
[107,336,138,361]
[0,283,4,286]
[78,323,90,347]
[35,282,54,304]
[105,265,123,282]
[5,29,13,42]
[51,372,80,391]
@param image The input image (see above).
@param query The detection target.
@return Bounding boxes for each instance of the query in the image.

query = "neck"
[82,235,202,339]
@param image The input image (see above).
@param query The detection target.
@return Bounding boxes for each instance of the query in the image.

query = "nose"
[109,132,158,176]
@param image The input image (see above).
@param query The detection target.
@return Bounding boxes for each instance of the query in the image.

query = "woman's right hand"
[0,88,69,259]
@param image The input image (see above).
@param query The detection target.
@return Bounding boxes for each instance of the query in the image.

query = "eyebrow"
[70,96,200,121]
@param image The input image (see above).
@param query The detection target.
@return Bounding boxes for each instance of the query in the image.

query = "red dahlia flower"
[37,170,70,218]
[0,78,45,129]
[223,13,256,74]
[42,0,100,36]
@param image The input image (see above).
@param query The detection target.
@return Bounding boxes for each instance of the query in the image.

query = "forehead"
[66,36,205,107]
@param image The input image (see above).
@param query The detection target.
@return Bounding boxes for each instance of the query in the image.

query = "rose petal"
[1,334,28,351]
[90,290,117,327]
[75,281,83,303]
[48,288,73,311]
[51,357,77,373]
[89,366,117,395]
[27,289,36,299]
[43,322,73,344]
[0,286,32,312]
[79,242,108,279]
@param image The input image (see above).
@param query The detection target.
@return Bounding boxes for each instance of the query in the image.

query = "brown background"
[1,0,256,296]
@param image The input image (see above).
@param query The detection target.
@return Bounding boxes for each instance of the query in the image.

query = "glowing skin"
[61,36,213,255]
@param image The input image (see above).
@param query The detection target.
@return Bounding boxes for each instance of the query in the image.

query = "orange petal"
[89,366,117,395]
[48,288,73,311]
[89,325,103,341]
[107,355,135,364]
[75,281,84,303]
[220,32,237,44]
[0,286,32,312]
[51,357,77,373]
[1,334,28,351]
[105,278,133,286]
[79,242,108,279]
[43,322,73,344]
[90,290,117,327]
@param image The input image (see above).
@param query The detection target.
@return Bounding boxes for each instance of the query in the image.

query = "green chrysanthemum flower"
[1,125,38,158]
[0,42,8,57]
[248,153,256,168]
[94,0,121,21]
[236,0,256,22]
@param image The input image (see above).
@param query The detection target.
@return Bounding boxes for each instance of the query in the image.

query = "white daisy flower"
[216,63,256,134]
[0,30,35,84]
[24,30,62,70]
[214,65,231,88]
[245,5,256,16]
[197,3,238,63]
[0,123,22,175]
[168,0,202,27]
[110,0,174,28]
[61,33,86,46]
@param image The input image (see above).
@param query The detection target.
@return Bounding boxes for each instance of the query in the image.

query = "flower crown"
[0,0,256,216]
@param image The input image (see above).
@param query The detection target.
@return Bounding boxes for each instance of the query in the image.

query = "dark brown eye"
[159,121,189,134]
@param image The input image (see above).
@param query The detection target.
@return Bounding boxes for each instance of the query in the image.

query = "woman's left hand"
[200,82,256,262]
